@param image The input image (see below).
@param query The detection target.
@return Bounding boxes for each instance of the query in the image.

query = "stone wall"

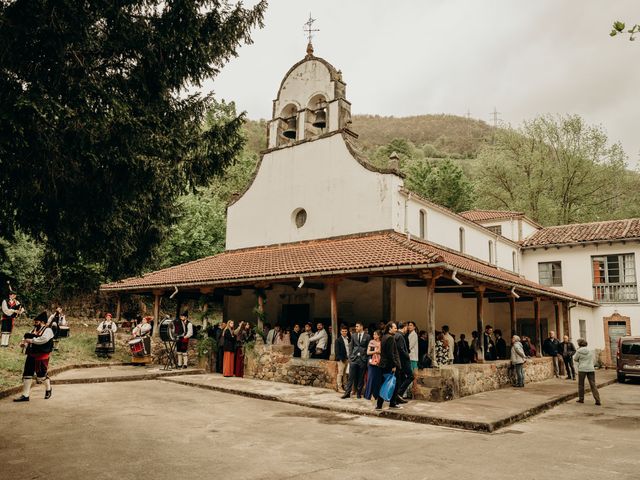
[413,357,555,402]
[244,344,337,389]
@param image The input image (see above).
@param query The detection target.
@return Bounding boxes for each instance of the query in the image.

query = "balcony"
[593,283,639,303]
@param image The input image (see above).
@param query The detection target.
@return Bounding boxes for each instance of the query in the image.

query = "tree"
[404,159,475,212]
[610,21,639,41]
[0,0,266,281]
[475,115,629,225]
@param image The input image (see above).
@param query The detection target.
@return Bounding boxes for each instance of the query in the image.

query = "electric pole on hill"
[489,107,501,127]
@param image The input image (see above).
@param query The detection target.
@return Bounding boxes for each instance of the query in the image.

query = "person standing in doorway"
[483,325,496,361]
[543,331,561,377]
[335,325,350,393]
[342,321,370,399]
[297,323,312,359]
[574,338,601,406]
[560,334,576,380]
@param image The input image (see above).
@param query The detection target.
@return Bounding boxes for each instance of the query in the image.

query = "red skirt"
[234,347,244,378]
[223,351,235,377]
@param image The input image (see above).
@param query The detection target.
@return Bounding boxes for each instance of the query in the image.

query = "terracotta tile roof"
[522,218,640,247]
[101,231,596,305]
[459,210,525,222]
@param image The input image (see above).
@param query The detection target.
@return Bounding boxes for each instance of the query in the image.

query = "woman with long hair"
[222,320,236,377]
[364,330,382,400]
[233,321,248,378]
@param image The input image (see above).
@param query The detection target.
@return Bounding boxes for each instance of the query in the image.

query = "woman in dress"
[233,321,248,378]
[435,332,450,367]
[222,320,236,377]
[364,330,382,400]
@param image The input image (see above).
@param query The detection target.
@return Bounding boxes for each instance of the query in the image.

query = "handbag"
[379,373,396,401]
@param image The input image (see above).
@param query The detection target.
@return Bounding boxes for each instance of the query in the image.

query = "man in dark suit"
[335,325,350,392]
[341,321,370,399]
[393,322,413,403]
[483,325,496,361]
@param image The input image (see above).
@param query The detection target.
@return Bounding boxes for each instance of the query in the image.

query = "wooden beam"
[329,280,339,360]
[220,288,242,296]
[488,297,534,303]
[509,296,517,339]
[349,277,369,283]
[475,286,486,362]
[406,280,427,287]
[534,297,541,356]
[554,301,561,337]
[152,294,161,339]
[425,276,437,364]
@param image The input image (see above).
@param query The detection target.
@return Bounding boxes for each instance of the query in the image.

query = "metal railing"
[593,283,638,303]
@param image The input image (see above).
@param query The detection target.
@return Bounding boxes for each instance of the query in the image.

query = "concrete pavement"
[162,370,617,431]
[0,379,637,480]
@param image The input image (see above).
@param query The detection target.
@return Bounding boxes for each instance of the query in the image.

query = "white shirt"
[30,327,54,345]
[97,320,118,333]
[408,330,419,361]
[133,322,152,337]
[341,335,351,357]
[265,329,277,345]
[297,331,311,358]
[308,329,328,350]
[444,333,455,360]
[2,299,20,317]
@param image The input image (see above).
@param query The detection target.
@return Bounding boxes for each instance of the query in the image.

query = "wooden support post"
[256,293,264,331]
[534,297,541,356]
[562,302,571,339]
[329,280,339,360]
[554,301,561,337]
[425,276,437,364]
[509,295,517,339]
[115,295,122,324]
[476,286,486,362]
[152,292,161,339]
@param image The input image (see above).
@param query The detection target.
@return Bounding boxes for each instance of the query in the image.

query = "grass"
[0,323,129,389]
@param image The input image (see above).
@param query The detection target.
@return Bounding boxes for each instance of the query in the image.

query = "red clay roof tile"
[522,218,640,247]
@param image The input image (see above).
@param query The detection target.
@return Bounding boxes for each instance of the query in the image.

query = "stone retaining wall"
[244,344,337,389]
[413,357,555,402]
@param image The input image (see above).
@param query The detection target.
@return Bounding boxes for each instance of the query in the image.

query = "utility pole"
[489,107,501,127]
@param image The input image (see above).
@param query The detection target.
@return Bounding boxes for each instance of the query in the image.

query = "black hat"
[181,311,189,318]
[34,311,48,323]
[6,281,16,295]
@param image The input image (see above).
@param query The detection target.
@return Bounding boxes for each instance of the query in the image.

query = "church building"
[102,42,639,389]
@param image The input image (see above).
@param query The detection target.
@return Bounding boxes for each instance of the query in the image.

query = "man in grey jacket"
[574,338,601,406]
[510,335,527,387]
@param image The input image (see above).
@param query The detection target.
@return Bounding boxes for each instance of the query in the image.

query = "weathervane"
[303,13,319,56]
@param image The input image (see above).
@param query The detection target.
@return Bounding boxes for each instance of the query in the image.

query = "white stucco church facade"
[103,45,639,367]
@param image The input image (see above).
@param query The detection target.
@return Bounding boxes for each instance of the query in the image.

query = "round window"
[293,208,307,228]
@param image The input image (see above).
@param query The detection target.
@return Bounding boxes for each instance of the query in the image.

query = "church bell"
[282,116,297,139]
[312,108,327,129]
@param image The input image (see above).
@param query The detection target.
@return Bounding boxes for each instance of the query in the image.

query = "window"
[419,209,427,239]
[459,227,465,253]
[592,253,637,302]
[538,262,562,286]
[512,251,517,272]
[487,225,502,236]
[293,208,307,228]
[488,240,494,264]
[579,319,587,341]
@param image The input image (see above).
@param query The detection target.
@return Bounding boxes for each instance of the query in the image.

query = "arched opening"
[459,227,465,253]
[306,93,328,137]
[419,209,427,239]
[278,103,298,145]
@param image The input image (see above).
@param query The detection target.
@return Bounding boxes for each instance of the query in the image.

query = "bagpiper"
[174,311,193,369]
[1,282,24,347]
[14,311,54,402]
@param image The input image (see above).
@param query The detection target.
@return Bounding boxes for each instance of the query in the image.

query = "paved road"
[0,379,638,480]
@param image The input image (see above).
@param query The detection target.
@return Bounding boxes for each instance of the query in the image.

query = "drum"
[58,326,70,338]
[98,332,111,344]
[128,338,145,357]
[159,318,176,342]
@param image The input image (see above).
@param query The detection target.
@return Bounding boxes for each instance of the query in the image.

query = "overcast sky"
[205,1,640,166]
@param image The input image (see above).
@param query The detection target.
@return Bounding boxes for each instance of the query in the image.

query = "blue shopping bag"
[379,373,396,401]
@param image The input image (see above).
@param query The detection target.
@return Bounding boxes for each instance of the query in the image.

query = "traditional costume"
[96,314,118,358]
[129,317,152,360]
[174,312,193,368]
[14,312,54,402]
[1,285,24,347]
[47,308,64,350]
